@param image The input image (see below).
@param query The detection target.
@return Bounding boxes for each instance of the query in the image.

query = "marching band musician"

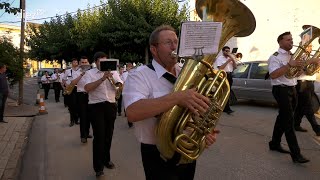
[41,71,52,100]
[63,58,80,127]
[215,46,237,115]
[83,52,123,177]
[267,31,309,164]
[123,25,219,180]
[50,68,62,102]
[293,44,320,136]
[70,56,92,143]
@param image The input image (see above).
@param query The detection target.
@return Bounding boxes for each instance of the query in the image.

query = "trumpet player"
[293,44,320,136]
[267,31,309,164]
[51,68,62,102]
[215,46,237,115]
[62,58,80,127]
[83,52,123,177]
[70,56,92,143]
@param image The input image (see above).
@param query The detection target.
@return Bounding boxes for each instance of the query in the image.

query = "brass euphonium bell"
[305,37,320,76]
[155,0,256,164]
[286,25,320,78]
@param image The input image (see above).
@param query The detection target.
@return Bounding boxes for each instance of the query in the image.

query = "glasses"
[157,40,178,47]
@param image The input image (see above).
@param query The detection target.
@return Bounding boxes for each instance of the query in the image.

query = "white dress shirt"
[215,55,235,72]
[123,60,181,145]
[72,70,86,92]
[63,68,80,85]
[41,75,51,84]
[51,73,60,83]
[268,48,297,86]
[83,68,123,104]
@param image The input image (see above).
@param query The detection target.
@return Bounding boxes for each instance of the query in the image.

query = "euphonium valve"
[155,0,256,164]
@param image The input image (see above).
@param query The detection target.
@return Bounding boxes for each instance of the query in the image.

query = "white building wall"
[189,0,320,61]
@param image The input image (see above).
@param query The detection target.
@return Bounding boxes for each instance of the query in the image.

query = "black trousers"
[294,80,320,133]
[0,93,8,121]
[141,143,196,180]
[89,101,117,172]
[66,87,78,123]
[271,85,301,157]
[77,92,90,138]
[224,72,233,111]
[42,83,50,99]
[53,82,61,102]
[117,94,122,114]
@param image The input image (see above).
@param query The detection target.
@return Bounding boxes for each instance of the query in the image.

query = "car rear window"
[233,64,250,78]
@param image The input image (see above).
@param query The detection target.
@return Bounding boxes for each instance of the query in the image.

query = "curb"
[0,117,35,180]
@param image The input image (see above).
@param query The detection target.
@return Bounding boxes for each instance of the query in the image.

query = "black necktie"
[163,72,177,84]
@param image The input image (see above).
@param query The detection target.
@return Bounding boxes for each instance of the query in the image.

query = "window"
[249,62,268,79]
[233,63,250,78]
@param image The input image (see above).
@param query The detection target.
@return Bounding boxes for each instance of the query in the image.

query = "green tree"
[0,2,20,15]
[0,37,22,85]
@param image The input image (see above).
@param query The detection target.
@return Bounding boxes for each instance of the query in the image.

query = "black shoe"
[75,121,79,125]
[95,171,104,177]
[118,113,122,116]
[69,122,74,127]
[316,132,320,136]
[0,120,8,123]
[81,138,87,143]
[292,155,310,164]
[269,141,290,154]
[295,126,308,132]
[87,135,93,138]
[224,110,234,115]
[128,122,133,128]
[105,161,115,169]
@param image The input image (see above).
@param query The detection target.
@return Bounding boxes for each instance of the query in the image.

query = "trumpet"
[107,76,123,100]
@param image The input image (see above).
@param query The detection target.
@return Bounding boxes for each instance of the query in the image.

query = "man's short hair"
[222,46,230,51]
[149,25,176,46]
[80,56,88,60]
[277,32,291,43]
[93,52,107,62]
[71,58,78,62]
[0,63,5,69]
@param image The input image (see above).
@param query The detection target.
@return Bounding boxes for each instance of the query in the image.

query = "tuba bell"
[305,38,320,76]
[155,0,256,164]
[285,25,320,78]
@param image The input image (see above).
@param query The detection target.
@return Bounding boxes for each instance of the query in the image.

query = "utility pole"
[18,0,25,105]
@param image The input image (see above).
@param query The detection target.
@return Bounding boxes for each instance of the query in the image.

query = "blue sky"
[0,0,104,26]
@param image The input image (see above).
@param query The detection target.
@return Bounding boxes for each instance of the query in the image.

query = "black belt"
[298,80,314,83]
[77,91,87,94]
[90,101,115,105]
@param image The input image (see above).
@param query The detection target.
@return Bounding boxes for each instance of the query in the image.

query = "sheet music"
[178,21,222,57]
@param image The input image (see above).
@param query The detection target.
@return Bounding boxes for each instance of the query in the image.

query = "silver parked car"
[231,61,320,111]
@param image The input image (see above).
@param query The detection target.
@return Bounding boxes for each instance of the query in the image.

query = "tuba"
[286,25,320,78]
[305,38,320,76]
[156,0,256,164]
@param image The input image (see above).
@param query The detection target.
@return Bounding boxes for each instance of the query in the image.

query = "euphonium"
[305,38,320,76]
[286,25,320,78]
[156,0,256,164]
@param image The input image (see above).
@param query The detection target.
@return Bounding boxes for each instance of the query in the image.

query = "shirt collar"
[151,59,179,79]
[278,48,291,55]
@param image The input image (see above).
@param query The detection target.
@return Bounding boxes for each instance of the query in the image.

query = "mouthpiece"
[171,51,178,58]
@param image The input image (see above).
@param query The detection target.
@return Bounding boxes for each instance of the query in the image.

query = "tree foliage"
[0,37,22,84]
[27,0,188,64]
[0,2,20,15]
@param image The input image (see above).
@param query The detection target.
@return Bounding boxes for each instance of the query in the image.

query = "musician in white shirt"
[50,68,62,102]
[41,71,51,100]
[83,52,123,177]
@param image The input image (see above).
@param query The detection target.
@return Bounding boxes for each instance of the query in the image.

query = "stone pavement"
[0,98,38,180]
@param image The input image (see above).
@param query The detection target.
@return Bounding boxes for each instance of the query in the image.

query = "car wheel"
[229,89,237,106]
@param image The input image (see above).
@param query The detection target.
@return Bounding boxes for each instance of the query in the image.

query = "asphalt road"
[16,78,320,180]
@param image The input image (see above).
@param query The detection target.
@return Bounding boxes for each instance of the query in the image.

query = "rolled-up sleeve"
[123,71,150,109]
[268,56,282,74]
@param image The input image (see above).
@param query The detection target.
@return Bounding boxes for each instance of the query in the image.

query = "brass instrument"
[305,38,320,76]
[63,66,90,95]
[286,25,320,78]
[107,76,123,100]
[155,0,256,164]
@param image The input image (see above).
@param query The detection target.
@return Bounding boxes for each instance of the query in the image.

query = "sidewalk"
[0,98,38,180]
